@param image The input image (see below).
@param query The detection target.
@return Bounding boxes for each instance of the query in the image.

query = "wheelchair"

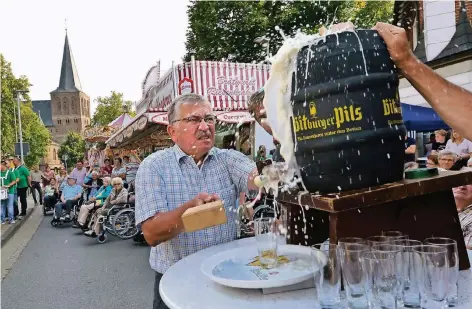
[238,193,277,239]
[50,190,86,228]
[43,194,58,215]
[94,193,139,244]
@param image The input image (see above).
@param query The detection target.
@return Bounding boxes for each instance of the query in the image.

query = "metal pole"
[266,41,270,58]
[17,93,24,163]
[13,98,18,142]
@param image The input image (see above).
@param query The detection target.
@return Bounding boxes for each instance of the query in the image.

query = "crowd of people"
[0,156,138,239]
[404,129,472,172]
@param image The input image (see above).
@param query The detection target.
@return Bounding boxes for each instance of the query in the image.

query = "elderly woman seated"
[84,177,128,238]
[76,176,112,229]
[82,171,103,201]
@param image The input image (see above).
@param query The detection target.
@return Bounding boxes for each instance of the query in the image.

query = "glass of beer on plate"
[254,217,278,269]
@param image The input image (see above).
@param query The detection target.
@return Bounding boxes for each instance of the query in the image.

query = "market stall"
[106,59,270,159]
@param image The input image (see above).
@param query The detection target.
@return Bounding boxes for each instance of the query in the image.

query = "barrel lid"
[405,168,439,179]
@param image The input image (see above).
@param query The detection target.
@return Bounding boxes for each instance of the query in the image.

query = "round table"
[160,237,472,309]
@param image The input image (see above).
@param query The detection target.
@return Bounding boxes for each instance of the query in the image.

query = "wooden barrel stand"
[277,170,472,270]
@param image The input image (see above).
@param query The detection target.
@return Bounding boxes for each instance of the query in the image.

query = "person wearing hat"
[53,176,82,221]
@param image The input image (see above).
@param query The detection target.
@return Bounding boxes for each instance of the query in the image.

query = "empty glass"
[391,239,423,308]
[370,244,405,307]
[338,237,365,248]
[366,236,392,247]
[254,218,278,269]
[424,237,459,307]
[339,243,369,309]
[413,245,449,309]
[311,243,341,308]
[364,251,399,309]
[382,230,403,237]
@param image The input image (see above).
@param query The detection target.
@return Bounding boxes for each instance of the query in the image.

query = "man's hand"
[373,22,415,71]
[191,193,220,207]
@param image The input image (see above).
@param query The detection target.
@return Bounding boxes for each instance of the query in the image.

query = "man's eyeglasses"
[171,115,217,125]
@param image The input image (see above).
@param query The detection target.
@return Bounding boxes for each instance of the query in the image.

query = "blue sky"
[1,0,190,114]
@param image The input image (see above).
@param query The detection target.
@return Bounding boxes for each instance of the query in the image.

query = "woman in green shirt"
[1,160,17,224]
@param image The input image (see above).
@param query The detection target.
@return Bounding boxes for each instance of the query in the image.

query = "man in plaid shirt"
[135,94,258,309]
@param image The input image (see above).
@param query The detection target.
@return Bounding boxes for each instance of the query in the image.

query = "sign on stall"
[215,111,254,124]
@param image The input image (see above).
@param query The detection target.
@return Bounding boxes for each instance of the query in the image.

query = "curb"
[1,207,35,248]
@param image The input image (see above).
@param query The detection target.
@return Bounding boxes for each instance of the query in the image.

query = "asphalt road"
[1,211,154,309]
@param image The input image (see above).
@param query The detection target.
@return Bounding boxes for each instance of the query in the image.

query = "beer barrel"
[291,30,406,193]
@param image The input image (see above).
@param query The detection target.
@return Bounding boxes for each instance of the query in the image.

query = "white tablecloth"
[160,237,472,309]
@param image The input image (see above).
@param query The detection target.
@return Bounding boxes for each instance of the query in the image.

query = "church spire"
[53,31,82,92]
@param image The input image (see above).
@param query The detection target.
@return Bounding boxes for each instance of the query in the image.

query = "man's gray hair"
[438,150,457,160]
[167,94,210,124]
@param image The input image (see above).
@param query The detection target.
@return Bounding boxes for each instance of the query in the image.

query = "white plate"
[201,244,326,289]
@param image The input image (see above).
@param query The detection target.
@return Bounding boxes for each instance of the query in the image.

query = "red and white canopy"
[107,59,268,148]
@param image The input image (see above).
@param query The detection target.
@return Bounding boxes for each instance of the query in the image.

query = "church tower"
[50,31,91,142]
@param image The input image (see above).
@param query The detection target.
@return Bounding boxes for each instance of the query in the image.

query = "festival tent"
[400,103,450,132]
[108,113,133,129]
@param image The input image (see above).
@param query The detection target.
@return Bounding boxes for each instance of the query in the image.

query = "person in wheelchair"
[76,176,112,229]
[82,171,103,201]
[53,176,82,221]
[43,178,59,212]
[84,177,128,237]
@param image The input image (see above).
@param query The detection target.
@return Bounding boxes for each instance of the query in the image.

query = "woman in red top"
[100,159,113,177]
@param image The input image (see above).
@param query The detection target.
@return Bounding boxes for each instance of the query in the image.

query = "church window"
[57,101,61,111]
[53,149,57,160]
[57,119,61,125]
[63,99,68,113]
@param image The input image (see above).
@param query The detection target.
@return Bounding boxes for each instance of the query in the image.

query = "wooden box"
[182,200,227,232]
[277,170,472,270]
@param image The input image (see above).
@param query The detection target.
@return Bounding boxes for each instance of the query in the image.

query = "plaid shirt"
[460,204,472,248]
[135,145,256,274]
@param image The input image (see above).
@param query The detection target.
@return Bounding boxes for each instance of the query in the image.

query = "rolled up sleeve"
[224,150,256,194]
[135,156,168,226]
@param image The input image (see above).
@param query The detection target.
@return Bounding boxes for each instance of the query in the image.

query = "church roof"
[32,100,54,127]
[52,33,82,93]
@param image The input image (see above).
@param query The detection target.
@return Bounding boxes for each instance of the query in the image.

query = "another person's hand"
[191,193,220,207]
[323,22,355,34]
[373,22,414,71]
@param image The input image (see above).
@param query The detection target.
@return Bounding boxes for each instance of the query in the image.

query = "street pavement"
[1,207,154,309]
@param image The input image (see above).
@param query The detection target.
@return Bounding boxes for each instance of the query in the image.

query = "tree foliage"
[1,54,51,168]
[184,0,394,63]
[91,91,136,126]
[58,132,86,168]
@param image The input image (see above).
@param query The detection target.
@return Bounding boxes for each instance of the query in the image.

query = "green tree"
[184,0,394,63]
[58,132,86,168]
[343,0,394,29]
[1,54,51,167]
[92,91,135,126]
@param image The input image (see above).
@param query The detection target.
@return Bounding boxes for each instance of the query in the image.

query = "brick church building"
[32,31,91,169]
